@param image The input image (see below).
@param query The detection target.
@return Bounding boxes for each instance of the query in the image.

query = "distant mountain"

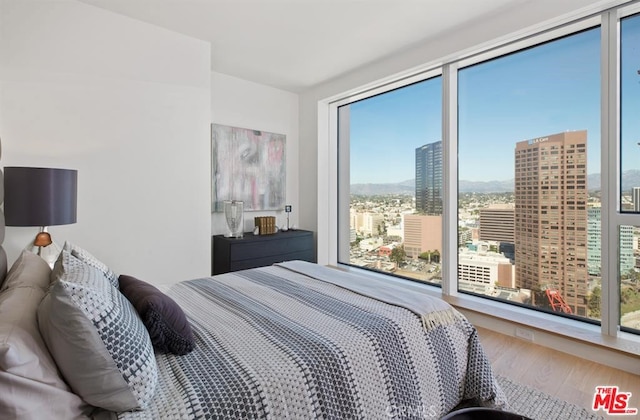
[350,170,640,195]
[623,170,640,191]
[351,179,414,195]
[459,179,513,193]
[589,170,640,192]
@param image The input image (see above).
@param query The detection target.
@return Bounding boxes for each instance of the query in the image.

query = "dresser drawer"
[212,230,315,275]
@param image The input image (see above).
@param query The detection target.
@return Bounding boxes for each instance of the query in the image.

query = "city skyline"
[344,14,640,325]
[349,20,640,185]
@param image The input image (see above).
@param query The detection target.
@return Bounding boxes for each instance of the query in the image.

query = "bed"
[0,233,508,419]
[0,133,507,418]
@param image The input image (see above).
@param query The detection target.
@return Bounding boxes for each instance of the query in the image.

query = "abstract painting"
[212,123,286,212]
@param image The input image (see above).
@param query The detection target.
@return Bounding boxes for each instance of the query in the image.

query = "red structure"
[545,288,573,314]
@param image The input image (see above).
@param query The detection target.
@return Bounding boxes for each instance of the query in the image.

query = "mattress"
[115,261,506,419]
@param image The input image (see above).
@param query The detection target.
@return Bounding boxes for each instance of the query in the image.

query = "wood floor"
[476,327,640,417]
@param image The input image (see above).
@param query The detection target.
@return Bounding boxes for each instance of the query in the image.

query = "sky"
[347,15,640,184]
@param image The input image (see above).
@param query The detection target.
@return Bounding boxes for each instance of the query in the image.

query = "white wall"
[210,72,299,235]
[0,0,212,285]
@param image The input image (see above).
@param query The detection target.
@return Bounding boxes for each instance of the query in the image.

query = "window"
[337,77,443,284]
[329,4,640,341]
[458,28,601,321]
[619,225,639,331]
[620,13,640,214]
[618,12,640,333]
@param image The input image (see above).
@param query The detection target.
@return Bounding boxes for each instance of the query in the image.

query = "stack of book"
[254,216,277,235]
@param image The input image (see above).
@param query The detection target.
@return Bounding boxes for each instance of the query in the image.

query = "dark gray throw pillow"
[118,275,195,355]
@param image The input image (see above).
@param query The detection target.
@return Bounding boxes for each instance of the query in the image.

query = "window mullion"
[601,9,620,337]
[442,63,458,297]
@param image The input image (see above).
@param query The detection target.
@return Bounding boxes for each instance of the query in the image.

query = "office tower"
[620,225,635,275]
[587,204,602,276]
[479,204,515,243]
[480,204,516,261]
[514,131,589,316]
[585,204,634,276]
[415,141,442,215]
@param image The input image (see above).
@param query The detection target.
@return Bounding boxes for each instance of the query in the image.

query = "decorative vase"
[223,200,244,238]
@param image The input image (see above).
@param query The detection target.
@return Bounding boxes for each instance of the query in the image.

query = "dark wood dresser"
[212,229,315,275]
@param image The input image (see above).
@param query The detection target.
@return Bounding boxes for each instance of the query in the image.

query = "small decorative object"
[254,216,277,235]
[4,167,78,267]
[223,200,244,238]
[284,205,292,231]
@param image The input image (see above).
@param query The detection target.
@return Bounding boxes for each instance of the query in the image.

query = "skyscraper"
[514,131,589,316]
[587,204,602,276]
[415,141,442,215]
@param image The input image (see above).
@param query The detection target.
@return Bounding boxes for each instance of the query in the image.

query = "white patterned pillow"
[62,241,119,289]
[38,251,157,411]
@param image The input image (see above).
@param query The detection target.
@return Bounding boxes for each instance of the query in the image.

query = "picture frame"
[211,123,286,212]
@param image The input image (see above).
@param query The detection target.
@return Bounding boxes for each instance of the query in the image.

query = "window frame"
[607,4,640,335]
[320,1,640,361]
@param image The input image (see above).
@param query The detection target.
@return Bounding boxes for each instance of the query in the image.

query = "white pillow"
[61,241,119,289]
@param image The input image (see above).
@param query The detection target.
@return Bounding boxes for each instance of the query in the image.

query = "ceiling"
[77,0,614,92]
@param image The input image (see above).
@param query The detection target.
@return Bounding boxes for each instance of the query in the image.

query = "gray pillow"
[38,251,158,411]
[0,250,51,292]
[0,256,91,418]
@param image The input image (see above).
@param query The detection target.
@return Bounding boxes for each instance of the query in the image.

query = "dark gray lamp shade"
[4,167,77,227]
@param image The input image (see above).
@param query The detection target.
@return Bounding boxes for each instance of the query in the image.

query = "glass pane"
[458,28,600,321]
[620,225,640,332]
[338,77,443,284]
[620,13,640,213]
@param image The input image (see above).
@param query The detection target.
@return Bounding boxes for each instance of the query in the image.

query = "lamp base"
[34,231,53,247]
[26,228,61,268]
[223,200,244,239]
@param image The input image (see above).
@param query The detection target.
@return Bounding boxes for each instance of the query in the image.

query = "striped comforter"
[117,262,506,419]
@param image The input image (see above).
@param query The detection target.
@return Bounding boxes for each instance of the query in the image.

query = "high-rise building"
[514,131,589,316]
[587,204,602,276]
[620,225,635,276]
[415,141,442,215]
[479,204,515,243]
[588,204,635,277]
[479,205,516,262]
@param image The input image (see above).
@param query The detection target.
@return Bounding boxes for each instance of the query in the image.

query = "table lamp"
[4,167,77,266]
